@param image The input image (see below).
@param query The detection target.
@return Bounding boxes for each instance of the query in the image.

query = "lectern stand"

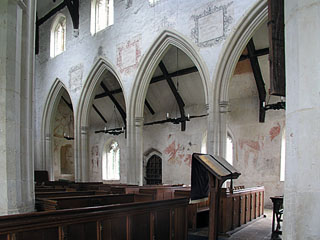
[191,153,241,240]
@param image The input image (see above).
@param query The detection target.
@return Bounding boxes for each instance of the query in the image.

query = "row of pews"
[0,178,264,239]
[174,186,265,234]
[1,181,189,240]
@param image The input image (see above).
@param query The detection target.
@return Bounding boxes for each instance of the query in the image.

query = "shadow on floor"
[188,209,276,240]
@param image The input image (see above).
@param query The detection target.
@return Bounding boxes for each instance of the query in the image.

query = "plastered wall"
[53,98,75,180]
[34,0,257,170]
[227,56,285,207]
[143,116,207,185]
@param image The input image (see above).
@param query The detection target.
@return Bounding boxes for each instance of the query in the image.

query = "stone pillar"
[283,0,320,239]
[219,101,229,159]
[0,0,36,215]
[79,126,89,182]
[134,117,144,186]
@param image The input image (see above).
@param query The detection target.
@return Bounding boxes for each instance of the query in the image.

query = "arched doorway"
[145,155,162,185]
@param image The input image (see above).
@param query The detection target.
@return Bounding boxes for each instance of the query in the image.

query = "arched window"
[280,129,285,181]
[149,0,160,6]
[201,131,207,154]
[146,155,162,185]
[102,141,120,180]
[91,0,114,35]
[50,14,66,58]
[226,134,233,165]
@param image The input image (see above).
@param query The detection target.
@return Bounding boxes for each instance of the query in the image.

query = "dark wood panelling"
[155,210,170,240]
[268,0,285,96]
[15,228,58,240]
[101,216,127,240]
[130,213,150,239]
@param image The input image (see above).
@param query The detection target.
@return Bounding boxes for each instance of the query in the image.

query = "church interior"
[0,0,319,239]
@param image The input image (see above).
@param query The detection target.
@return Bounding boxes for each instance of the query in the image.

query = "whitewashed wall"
[35,0,260,184]
[227,55,285,207]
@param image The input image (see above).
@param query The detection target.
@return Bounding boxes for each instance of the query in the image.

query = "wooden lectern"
[191,153,241,240]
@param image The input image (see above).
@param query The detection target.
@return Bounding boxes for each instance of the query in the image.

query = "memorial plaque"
[69,64,83,93]
[198,10,224,43]
[122,45,136,68]
[117,35,141,74]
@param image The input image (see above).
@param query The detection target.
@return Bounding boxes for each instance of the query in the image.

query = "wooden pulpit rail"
[0,198,188,240]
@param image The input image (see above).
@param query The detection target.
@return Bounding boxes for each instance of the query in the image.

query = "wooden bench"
[219,186,265,235]
[36,193,153,211]
[0,198,188,240]
[174,189,209,231]
[139,186,187,200]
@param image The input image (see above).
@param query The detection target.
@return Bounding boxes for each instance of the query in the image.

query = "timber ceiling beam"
[92,104,107,124]
[65,0,79,32]
[95,89,155,115]
[94,66,198,116]
[239,48,269,61]
[247,39,267,123]
[36,0,80,54]
[150,66,198,84]
[61,96,73,111]
[94,66,198,100]
[158,61,187,131]
[100,82,126,125]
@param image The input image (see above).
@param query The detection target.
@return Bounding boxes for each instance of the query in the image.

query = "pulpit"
[191,153,241,240]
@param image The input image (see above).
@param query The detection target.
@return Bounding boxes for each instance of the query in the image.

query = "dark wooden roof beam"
[158,61,186,131]
[61,96,73,112]
[92,104,107,124]
[239,48,269,61]
[65,0,79,31]
[246,39,267,122]
[94,66,198,100]
[100,82,126,125]
[145,99,155,115]
[150,66,198,84]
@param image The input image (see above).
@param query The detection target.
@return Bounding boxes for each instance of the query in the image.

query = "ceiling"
[37,0,64,17]
[229,21,271,100]
[89,45,207,130]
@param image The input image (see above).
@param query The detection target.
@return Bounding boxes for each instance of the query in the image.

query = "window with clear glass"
[149,0,160,6]
[50,15,66,58]
[226,134,233,165]
[91,0,114,35]
[102,141,120,180]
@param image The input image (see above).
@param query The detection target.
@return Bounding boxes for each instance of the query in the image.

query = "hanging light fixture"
[95,105,125,135]
[165,47,190,127]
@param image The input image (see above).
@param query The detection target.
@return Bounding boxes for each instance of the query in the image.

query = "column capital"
[135,117,144,127]
[219,101,230,113]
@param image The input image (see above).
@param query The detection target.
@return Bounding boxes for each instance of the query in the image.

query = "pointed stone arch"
[209,0,268,157]
[75,57,125,182]
[128,29,210,184]
[41,79,71,180]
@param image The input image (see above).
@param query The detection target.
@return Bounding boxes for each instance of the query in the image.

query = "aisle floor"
[188,209,280,240]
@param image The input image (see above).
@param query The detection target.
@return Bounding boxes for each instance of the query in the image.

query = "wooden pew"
[219,186,265,235]
[139,185,187,200]
[174,186,264,234]
[35,190,106,199]
[0,198,188,240]
[174,189,209,231]
[36,193,153,211]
